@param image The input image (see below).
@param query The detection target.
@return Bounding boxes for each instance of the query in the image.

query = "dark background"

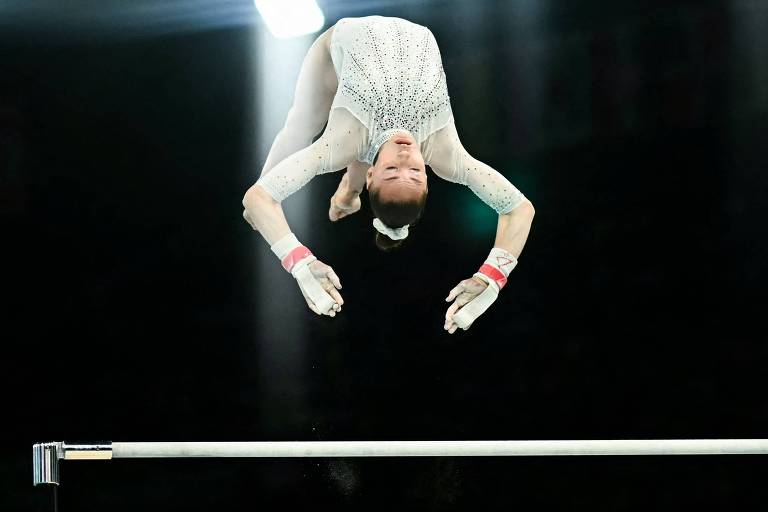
[2,0,768,510]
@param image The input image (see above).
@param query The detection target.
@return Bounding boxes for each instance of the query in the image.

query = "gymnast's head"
[366,131,428,251]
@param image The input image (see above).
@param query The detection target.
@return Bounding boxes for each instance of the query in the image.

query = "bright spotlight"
[253,0,325,39]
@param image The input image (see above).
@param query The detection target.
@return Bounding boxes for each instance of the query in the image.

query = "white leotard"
[256,16,527,215]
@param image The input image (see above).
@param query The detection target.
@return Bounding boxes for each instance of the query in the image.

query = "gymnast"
[242,16,535,333]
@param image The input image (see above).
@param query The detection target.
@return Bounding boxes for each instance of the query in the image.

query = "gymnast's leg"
[260,27,338,177]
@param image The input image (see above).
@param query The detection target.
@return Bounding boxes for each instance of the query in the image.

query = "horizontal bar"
[111,439,768,458]
[34,440,768,485]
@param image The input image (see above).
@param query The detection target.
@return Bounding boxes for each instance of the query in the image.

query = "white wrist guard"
[476,247,518,290]
[452,248,517,330]
[291,262,336,314]
[270,233,316,273]
[452,273,500,330]
[270,233,335,314]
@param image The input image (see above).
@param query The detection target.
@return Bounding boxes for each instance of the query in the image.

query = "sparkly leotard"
[328,16,453,164]
[256,16,527,215]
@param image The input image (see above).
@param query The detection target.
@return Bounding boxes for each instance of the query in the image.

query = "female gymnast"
[242,16,535,333]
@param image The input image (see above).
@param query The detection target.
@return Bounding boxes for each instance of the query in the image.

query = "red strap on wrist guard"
[282,246,313,272]
[478,263,507,290]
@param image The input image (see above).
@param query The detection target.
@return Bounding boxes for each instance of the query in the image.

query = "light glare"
[253,0,325,39]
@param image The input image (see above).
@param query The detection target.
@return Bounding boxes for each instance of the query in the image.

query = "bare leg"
[329,160,368,221]
[260,27,338,177]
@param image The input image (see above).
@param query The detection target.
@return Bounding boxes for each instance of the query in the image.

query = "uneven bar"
[34,439,768,486]
[112,439,768,458]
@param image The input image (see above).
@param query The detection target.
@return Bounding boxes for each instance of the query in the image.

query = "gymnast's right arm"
[241,186,290,246]
[241,109,366,315]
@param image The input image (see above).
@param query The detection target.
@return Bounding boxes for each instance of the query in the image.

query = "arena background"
[2,0,767,509]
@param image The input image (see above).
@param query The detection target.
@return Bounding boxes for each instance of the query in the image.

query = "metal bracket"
[32,442,61,486]
[33,442,113,486]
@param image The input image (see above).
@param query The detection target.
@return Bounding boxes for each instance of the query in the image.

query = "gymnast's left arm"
[423,120,535,333]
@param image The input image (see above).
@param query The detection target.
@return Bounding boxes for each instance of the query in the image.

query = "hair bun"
[375,231,405,251]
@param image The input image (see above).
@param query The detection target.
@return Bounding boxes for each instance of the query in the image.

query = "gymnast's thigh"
[287,27,339,132]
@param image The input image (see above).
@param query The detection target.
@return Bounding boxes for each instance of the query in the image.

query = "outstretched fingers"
[445,300,462,321]
[444,295,463,333]
[323,275,344,309]
[326,269,342,290]
[445,282,466,302]
[307,296,338,316]
[444,314,459,334]
[444,280,479,334]
[445,292,473,318]
[327,292,342,311]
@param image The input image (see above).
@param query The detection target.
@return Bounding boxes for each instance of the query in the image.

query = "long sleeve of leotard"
[422,119,527,215]
[256,108,368,203]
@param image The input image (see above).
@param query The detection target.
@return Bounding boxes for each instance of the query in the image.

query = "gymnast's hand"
[329,171,362,221]
[293,258,344,316]
[443,275,495,334]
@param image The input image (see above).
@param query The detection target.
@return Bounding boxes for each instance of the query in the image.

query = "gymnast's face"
[366,132,428,202]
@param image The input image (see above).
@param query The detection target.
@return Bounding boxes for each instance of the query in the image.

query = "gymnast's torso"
[327,16,453,164]
[256,16,526,215]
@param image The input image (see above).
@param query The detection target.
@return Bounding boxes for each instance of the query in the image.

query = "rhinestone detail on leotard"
[330,16,453,164]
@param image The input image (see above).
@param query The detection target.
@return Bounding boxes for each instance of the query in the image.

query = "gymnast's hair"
[368,152,428,252]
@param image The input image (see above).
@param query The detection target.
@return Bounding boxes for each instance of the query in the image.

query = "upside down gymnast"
[242,16,535,333]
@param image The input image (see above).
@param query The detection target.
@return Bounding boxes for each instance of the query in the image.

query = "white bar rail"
[34,439,768,486]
